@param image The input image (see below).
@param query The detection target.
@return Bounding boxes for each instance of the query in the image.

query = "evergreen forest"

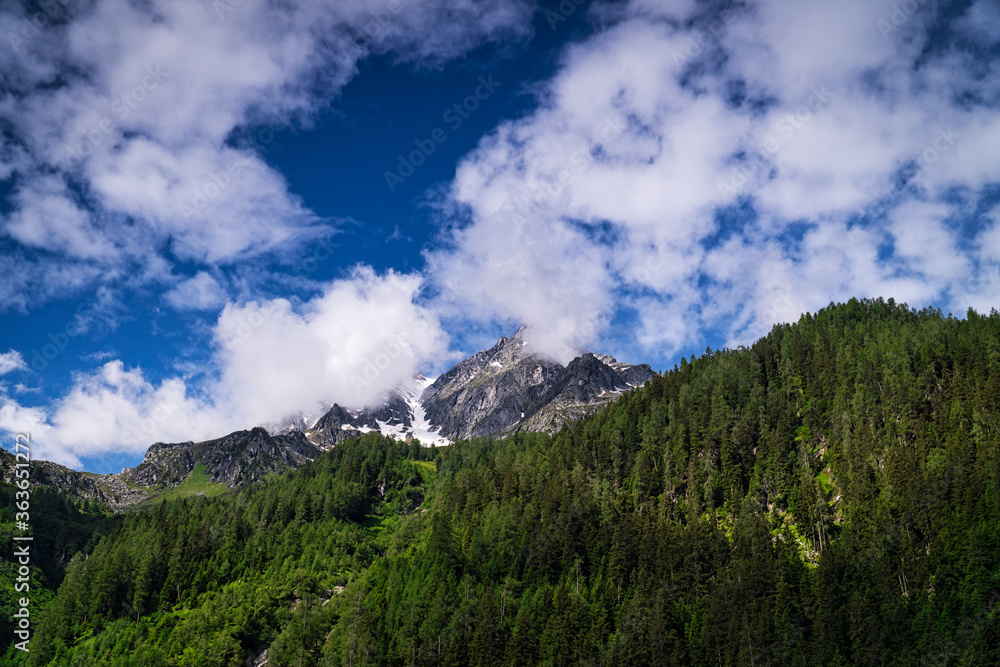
[3,298,999,665]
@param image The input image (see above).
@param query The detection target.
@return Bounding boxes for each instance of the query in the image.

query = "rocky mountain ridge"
[417,327,654,439]
[5,328,654,510]
[0,427,323,511]
[123,427,321,489]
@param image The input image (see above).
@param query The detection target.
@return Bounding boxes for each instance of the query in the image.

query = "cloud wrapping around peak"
[212,266,447,425]
[429,0,1000,360]
[3,0,1000,469]
[0,266,447,467]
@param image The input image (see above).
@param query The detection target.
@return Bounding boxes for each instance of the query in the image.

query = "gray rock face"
[125,427,321,489]
[7,327,654,512]
[0,449,151,510]
[124,440,197,488]
[369,392,413,428]
[308,389,416,448]
[305,327,656,444]
[419,328,655,439]
[309,405,368,448]
[420,327,564,440]
[0,427,322,511]
[518,353,655,433]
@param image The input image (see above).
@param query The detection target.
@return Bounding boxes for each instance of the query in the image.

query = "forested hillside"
[0,488,117,654]
[10,298,1000,665]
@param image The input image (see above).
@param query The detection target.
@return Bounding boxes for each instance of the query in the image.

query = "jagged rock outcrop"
[308,405,369,448]
[125,427,321,489]
[0,427,323,512]
[518,353,654,433]
[307,378,442,448]
[419,328,655,440]
[124,441,197,488]
[0,449,152,510]
[4,327,653,513]
[368,391,412,429]
[420,327,565,440]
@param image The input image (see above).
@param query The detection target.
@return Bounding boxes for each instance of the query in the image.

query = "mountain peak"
[2,329,654,511]
[419,328,654,440]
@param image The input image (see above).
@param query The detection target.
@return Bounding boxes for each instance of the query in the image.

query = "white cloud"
[3,175,117,261]
[976,206,1000,263]
[212,266,447,424]
[0,267,448,466]
[0,0,535,306]
[0,361,217,468]
[164,272,228,311]
[0,351,27,376]
[887,201,969,286]
[428,0,1000,361]
[954,206,1000,314]
[429,210,613,364]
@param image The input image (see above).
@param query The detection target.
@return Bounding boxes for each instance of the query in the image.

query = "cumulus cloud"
[164,272,228,311]
[0,0,535,309]
[0,351,27,376]
[429,210,614,364]
[0,0,534,466]
[211,266,447,425]
[428,0,1000,360]
[4,0,1000,468]
[0,361,219,468]
[0,267,446,467]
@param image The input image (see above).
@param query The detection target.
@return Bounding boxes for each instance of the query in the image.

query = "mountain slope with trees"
[10,298,1000,666]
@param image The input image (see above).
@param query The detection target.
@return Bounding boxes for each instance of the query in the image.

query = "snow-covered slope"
[375,376,450,447]
[307,375,450,448]
[298,327,655,447]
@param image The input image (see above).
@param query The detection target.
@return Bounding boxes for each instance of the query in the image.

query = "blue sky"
[0,0,998,473]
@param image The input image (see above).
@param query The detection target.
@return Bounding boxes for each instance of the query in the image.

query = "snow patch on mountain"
[408,376,450,447]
